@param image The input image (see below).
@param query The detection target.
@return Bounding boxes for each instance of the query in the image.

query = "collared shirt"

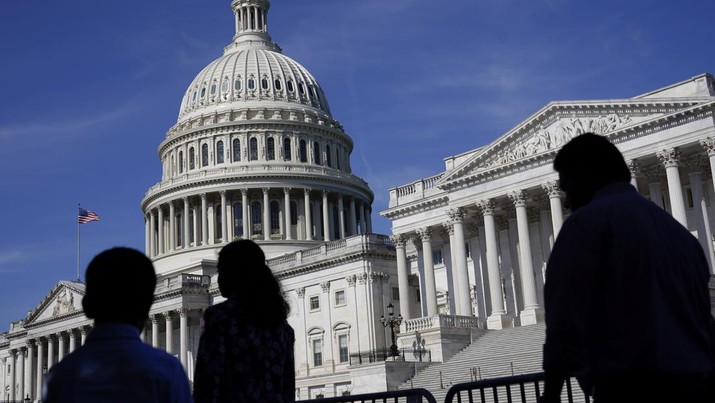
[193,299,295,403]
[543,182,715,385]
[43,323,193,403]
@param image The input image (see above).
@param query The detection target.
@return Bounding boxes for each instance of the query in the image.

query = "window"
[433,249,443,265]
[290,201,298,225]
[201,144,209,167]
[686,186,694,208]
[210,83,216,95]
[216,141,224,164]
[215,205,222,240]
[266,137,275,160]
[249,138,258,161]
[287,80,295,93]
[248,78,255,90]
[309,295,320,311]
[233,203,243,238]
[200,86,206,98]
[299,140,308,162]
[270,200,280,235]
[283,137,292,161]
[326,145,332,168]
[178,151,184,173]
[415,288,421,303]
[334,290,346,306]
[275,79,282,91]
[312,339,323,367]
[221,78,229,93]
[189,147,195,170]
[176,212,183,247]
[313,142,321,165]
[234,78,242,91]
[392,287,400,301]
[338,335,349,363]
[261,77,269,90]
[232,139,241,162]
[298,82,305,95]
[251,201,262,235]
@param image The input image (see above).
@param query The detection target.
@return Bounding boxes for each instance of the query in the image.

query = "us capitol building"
[3,0,715,401]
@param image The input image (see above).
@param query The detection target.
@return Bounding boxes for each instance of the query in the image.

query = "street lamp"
[380,302,403,357]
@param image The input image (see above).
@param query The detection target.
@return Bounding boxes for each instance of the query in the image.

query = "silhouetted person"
[193,240,295,403]
[539,133,715,402]
[43,247,192,403]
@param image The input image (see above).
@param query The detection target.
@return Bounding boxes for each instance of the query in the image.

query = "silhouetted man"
[540,133,715,402]
[43,247,192,403]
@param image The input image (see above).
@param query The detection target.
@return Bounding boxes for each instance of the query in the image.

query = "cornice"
[380,195,449,220]
[273,249,396,279]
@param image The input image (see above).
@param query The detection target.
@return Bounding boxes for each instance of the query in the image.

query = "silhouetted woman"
[193,240,295,403]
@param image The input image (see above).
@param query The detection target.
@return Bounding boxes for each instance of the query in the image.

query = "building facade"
[382,73,715,342]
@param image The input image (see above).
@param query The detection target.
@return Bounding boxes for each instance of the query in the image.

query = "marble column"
[192,205,199,245]
[392,234,411,319]
[144,216,150,255]
[17,347,24,401]
[338,196,346,239]
[263,188,271,240]
[152,315,160,348]
[169,202,176,251]
[157,206,164,255]
[57,332,65,362]
[542,181,564,239]
[179,309,188,370]
[47,335,55,369]
[201,193,208,245]
[242,189,250,239]
[80,327,88,345]
[182,197,190,248]
[149,210,156,257]
[349,198,357,236]
[36,338,45,401]
[165,312,174,354]
[304,189,313,240]
[9,349,16,401]
[284,188,292,240]
[477,199,510,329]
[220,190,228,243]
[627,159,640,191]
[68,330,76,353]
[322,191,330,242]
[657,148,688,227]
[358,202,366,234]
[416,227,439,316]
[448,208,472,316]
[701,137,715,196]
[24,343,33,401]
[509,190,543,325]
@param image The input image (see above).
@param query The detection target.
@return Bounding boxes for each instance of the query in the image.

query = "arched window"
[179,151,184,174]
[249,138,258,161]
[251,201,262,236]
[234,78,242,91]
[299,140,307,163]
[298,82,305,95]
[215,204,222,240]
[274,79,282,91]
[313,142,321,165]
[326,145,332,168]
[270,200,280,235]
[216,141,224,164]
[189,147,195,170]
[287,80,295,93]
[201,144,209,167]
[283,137,292,161]
[335,146,341,170]
[200,86,206,98]
[210,83,217,95]
[248,78,256,90]
[232,139,241,162]
[233,203,243,238]
[266,137,275,160]
[261,78,269,90]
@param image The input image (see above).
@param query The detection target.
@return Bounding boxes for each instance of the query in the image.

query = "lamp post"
[380,302,403,357]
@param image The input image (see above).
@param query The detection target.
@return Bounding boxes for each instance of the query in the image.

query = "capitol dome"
[141,0,374,270]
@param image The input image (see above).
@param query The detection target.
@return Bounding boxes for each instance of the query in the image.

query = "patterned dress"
[193,299,295,403]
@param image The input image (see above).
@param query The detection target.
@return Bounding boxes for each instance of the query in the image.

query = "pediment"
[437,99,712,188]
[25,281,86,325]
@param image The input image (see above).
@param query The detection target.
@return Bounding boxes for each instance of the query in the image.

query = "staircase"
[399,323,547,402]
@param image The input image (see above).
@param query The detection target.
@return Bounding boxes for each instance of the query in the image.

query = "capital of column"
[657,148,680,168]
[295,287,306,298]
[241,188,248,196]
[320,281,330,293]
[476,199,496,215]
[150,314,161,324]
[345,275,357,287]
[304,187,312,195]
[262,187,269,195]
[219,190,227,197]
[508,190,528,207]
[177,308,189,318]
[164,311,174,320]
[200,192,207,200]
[442,221,454,235]
[283,187,292,194]
[700,137,715,156]
[447,207,466,223]
[390,234,407,247]
[322,190,329,197]
[541,181,561,199]
[627,159,640,177]
[182,196,189,203]
[416,227,432,242]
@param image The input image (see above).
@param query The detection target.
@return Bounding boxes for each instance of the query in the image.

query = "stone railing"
[268,234,394,273]
[388,173,444,207]
[402,314,479,333]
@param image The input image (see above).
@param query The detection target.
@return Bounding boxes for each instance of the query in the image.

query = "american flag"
[78,208,100,224]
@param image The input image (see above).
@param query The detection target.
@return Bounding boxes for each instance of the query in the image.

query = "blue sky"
[1,0,714,328]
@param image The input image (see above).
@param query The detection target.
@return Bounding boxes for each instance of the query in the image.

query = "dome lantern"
[228,0,276,52]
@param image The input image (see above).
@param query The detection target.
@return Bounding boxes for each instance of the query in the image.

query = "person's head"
[217,240,289,325]
[553,133,631,210]
[82,247,156,329]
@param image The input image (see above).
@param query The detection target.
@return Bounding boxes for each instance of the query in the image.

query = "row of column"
[142,309,191,372]
[393,142,715,330]
[235,4,265,33]
[2,327,89,402]
[146,188,372,257]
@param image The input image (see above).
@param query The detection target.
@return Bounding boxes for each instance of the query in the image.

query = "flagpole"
[77,203,81,282]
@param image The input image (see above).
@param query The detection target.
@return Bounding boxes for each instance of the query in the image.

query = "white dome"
[177,0,331,123]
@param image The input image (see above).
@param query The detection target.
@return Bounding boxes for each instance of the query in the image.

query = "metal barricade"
[444,372,590,403]
[297,388,437,403]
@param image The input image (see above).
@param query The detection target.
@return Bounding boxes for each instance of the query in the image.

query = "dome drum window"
[287,80,295,93]
[216,141,225,164]
[232,139,241,162]
[261,77,269,90]
[248,77,256,90]
[201,144,209,167]
[274,78,282,91]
